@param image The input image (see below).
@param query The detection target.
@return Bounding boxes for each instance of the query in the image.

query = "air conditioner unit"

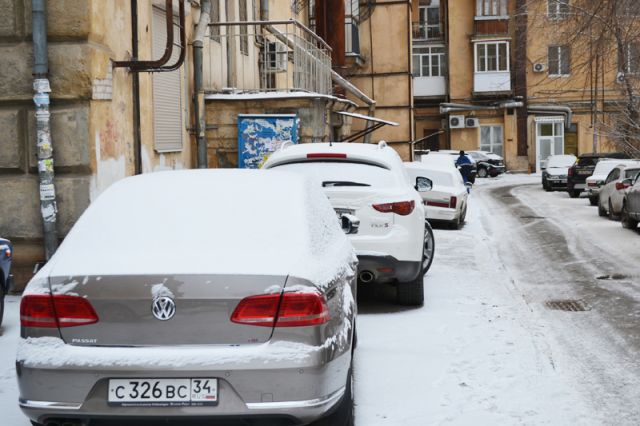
[265,42,288,73]
[449,115,465,129]
[533,63,547,73]
[465,117,480,128]
[616,72,626,84]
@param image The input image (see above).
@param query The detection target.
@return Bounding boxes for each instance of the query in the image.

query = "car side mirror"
[341,214,360,235]
[415,176,433,192]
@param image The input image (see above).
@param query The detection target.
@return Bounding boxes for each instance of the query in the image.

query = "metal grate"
[596,274,628,280]
[545,300,590,312]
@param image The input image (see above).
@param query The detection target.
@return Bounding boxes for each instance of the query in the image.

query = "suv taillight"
[568,166,574,177]
[616,181,630,191]
[372,200,415,216]
[450,196,458,209]
[231,292,330,327]
[20,294,99,328]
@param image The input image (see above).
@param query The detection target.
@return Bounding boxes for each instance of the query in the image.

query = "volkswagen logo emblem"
[152,296,176,321]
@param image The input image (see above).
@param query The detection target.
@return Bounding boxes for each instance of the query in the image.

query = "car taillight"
[372,200,415,216]
[616,182,630,190]
[231,292,330,327]
[4,248,10,258]
[568,167,574,177]
[306,153,347,159]
[20,294,99,328]
[450,196,457,209]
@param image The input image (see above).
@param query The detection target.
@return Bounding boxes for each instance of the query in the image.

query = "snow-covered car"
[0,237,12,327]
[468,150,506,178]
[597,162,640,219]
[541,154,577,191]
[586,159,639,205]
[263,142,434,306]
[405,162,469,229]
[622,173,640,231]
[17,170,357,426]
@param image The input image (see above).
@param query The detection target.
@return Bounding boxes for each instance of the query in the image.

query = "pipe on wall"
[194,0,212,168]
[32,0,59,260]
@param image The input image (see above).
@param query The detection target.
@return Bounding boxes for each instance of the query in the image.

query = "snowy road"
[2,175,640,425]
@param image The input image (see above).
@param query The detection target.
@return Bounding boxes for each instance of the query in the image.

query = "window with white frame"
[413,46,446,77]
[547,0,569,19]
[475,42,509,72]
[480,125,503,157]
[417,0,441,40]
[621,42,640,74]
[548,45,571,75]
[476,0,508,18]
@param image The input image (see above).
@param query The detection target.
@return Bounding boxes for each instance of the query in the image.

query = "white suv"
[263,142,434,305]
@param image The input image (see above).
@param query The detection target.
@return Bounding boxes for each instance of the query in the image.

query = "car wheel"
[422,221,435,274]
[589,196,598,206]
[477,167,488,178]
[0,284,4,328]
[569,190,580,198]
[608,200,618,221]
[397,273,424,306]
[313,366,354,426]
[598,200,607,217]
[621,203,639,230]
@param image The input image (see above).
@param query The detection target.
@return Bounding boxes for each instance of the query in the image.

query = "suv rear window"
[577,157,598,167]
[274,162,399,188]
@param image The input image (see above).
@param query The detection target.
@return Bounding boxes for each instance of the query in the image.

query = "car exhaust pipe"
[359,271,375,283]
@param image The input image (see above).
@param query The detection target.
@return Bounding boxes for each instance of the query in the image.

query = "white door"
[536,120,564,172]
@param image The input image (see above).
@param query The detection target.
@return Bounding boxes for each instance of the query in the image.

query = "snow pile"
[40,170,355,287]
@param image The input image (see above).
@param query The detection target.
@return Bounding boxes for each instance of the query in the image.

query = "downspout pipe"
[527,105,573,130]
[194,0,212,168]
[32,0,59,260]
[439,101,523,114]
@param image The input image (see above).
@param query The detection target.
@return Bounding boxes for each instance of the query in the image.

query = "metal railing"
[412,22,442,41]
[206,19,332,95]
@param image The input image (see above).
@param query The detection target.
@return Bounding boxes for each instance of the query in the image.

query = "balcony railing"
[206,19,332,96]
[412,22,443,41]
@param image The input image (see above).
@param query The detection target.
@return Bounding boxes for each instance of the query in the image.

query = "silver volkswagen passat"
[17,169,357,426]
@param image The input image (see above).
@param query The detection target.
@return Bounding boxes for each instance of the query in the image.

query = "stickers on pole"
[38,159,54,173]
[40,184,56,201]
[33,79,51,93]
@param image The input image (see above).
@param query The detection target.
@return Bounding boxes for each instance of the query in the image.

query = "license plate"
[334,208,355,218]
[578,170,592,175]
[108,378,218,407]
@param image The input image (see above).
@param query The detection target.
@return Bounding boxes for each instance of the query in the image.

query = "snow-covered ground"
[2,174,639,425]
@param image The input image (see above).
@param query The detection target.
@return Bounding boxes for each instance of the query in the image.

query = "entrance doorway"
[535,118,565,172]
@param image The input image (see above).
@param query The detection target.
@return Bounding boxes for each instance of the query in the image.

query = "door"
[536,120,565,172]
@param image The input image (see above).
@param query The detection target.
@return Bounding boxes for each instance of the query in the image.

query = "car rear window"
[577,157,598,167]
[625,168,640,179]
[424,170,454,186]
[273,162,399,188]
[593,162,619,176]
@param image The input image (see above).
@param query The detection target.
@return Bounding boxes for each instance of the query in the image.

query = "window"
[548,45,571,75]
[239,0,248,55]
[475,42,509,72]
[480,125,504,157]
[152,7,183,152]
[548,0,569,19]
[416,0,441,40]
[476,0,508,18]
[413,46,447,77]
[621,42,640,74]
[210,0,220,43]
[345,0,361,54]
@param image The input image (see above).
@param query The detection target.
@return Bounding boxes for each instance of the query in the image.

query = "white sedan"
[405,162,469,229]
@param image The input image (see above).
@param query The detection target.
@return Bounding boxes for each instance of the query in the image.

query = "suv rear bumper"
[356,254,422,283]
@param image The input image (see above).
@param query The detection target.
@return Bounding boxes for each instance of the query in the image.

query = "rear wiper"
[322,181,371,187]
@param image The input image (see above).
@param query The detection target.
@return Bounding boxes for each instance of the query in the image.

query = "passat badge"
[152,296,176,321]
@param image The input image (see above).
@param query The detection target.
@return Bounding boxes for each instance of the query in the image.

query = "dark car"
[622,173,640,231]
[468,151,506,178]
[0,237,13,326]
[567,152,630,198]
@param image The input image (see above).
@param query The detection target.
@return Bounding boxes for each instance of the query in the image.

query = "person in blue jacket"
[455,150,473,186]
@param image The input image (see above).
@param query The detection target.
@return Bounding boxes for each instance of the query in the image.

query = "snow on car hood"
[546,167,570,176]
[40,170,356,288]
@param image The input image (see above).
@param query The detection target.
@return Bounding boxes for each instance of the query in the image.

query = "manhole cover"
[596,274,628,280]
[520,215,546,219]
[545,300,590,312]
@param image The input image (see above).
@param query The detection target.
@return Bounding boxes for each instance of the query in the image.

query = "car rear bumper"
[545,178,568,190]
[355,254,422,283]
[17,338,350,425]
[425,206,459,222]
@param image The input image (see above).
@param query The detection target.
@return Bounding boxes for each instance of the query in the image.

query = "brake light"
[616,181,631,191]
[231,292,330,327]
[568,167,574,177]
[4,248,10,258]
[306,153,347,159]
[450,196,458,209]
[372,200,415,216]
[20,294,99,328]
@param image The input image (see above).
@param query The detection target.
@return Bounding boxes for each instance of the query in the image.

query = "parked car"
[0,237,12,327]
[468,150,506,178]
[405,162,469,229]
[263,141,434,306]
[586,159,639,205]
[622,173,640,231]
[421,150,477,184]
[598,163,640,218]
[17,169,358,426]
[567,152,630,198]
[541,154,577,191]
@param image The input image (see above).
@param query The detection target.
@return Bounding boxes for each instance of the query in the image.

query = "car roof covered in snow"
[41,170,355,286]
[262,142,404,171]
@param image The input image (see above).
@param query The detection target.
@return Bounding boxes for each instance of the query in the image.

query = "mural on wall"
[238,115,299,169]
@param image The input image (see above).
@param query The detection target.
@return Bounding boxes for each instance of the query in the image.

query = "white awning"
[337,111,400,127]
[534,116,566,123]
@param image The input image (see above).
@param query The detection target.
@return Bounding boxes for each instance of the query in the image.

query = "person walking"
[455,150,473,186]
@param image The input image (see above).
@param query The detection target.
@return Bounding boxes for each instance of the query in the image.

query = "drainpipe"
[32,0,58,260]
[260,0,268,20]
[131,0,142,174]
[194,0,211,168]
[527,105,573,129]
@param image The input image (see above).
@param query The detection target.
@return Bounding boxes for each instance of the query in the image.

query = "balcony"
[205,19,332,96]
[412,22,443,41]
[414,77,446,97]
[474,17,509,36]
[474,72,511,94]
